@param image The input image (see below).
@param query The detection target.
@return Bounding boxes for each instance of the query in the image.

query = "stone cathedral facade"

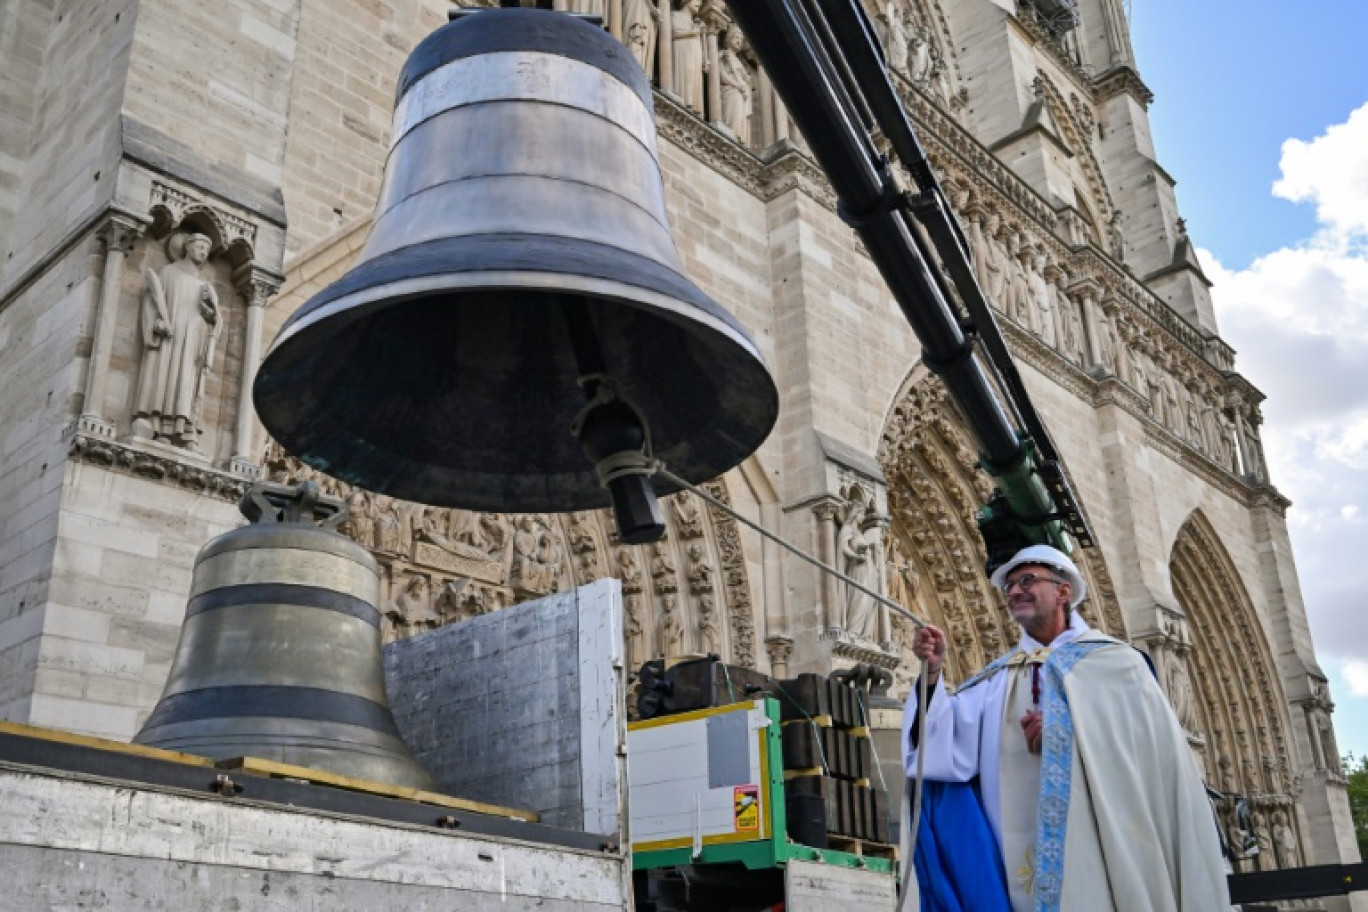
[0,0,1361,898]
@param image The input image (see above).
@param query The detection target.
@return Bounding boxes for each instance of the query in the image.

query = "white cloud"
[1272,102,1368,238]
[1345,661,1368,698]
[1206,101,1368,663]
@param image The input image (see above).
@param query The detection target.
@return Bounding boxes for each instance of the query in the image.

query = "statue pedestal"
[120,433,212,467]
[817,626,901,673]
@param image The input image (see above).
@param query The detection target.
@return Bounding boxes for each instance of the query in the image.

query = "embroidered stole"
[998,648,1051,911]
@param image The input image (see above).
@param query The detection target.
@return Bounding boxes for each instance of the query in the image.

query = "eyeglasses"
[1001,572,1065,594]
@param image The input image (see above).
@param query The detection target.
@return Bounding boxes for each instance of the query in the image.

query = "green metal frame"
[632,698,894,875]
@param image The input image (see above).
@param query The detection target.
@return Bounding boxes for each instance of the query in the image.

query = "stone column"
[657,0,674,94]
[1070,279,1103,371]
[704,15,723,125]
[757,67,775,147]
[812,499,842,630]
[607,0,622,39]
[78,215,145,438]
[773,88,791,142]
[229,269,279,477]
[765,635,793,678]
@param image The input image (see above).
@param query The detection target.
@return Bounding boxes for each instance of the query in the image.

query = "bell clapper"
[564,298,666,544]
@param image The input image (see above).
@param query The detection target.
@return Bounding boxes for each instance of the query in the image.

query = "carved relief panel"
[262,447,757,671]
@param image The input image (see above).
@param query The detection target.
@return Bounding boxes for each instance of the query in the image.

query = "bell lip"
[253,268,779,513]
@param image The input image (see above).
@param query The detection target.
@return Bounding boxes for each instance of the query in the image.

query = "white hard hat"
[989,544,1087,608]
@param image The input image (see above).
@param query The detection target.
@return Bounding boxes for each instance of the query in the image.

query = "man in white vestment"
[902,544,1230,911]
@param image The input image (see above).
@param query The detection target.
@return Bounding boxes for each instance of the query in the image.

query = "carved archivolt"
[1168,510,1302,869]
[261,446,755,671]
[878,370,1125,694]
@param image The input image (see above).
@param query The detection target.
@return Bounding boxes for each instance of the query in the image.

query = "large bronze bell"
[134,482,435,790]
[253,8,778,543]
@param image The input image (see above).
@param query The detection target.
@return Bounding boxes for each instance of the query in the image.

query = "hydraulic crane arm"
[725,0,1094,569]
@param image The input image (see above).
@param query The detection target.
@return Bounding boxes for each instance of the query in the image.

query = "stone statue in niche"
[718,29,752,144]
[909,24,934,83]
[623,0,658,75]
[1003,232,1033,330]
[1059,293,1083,363]
[1252,812,1273,871]
[671,491,705,539]
[976,211,1007,305]
[880,2,909,73]
[511,515,559,593]
[836,496,878,639]
[373,496,404,554]
[1215,409,1237,471]
[671,0,706,114]
[131,232,222,451]
[344,489,375,550]
[686,543,719,655]
[650,540,678,594]
[1270,811,1298,868]
[1026,246,1056,347]
[928,45,956,107]
[389,571,438,630]
[617,548,647,669]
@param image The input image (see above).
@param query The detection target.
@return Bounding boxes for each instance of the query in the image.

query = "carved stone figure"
[836,497,878,638]
[1004,232,1033,330]
[132,232,221,450]
[373,496,403,554]
[1165,651,1200,734]
[687,543,718,654]
[718,29,752,144]
[391,571,438,629]
[623,0,658,75]
[976,212,1007,304]
[658,593,682,655]
[928,45,955,106]
[343,488,374,550]
[1271,811,1298,869]
[1059,293,1083,363]
[511,516,557,593]
[617,548,646,666]
[1026,247,1055,347]
[671,0,706,114]
[617,546,643,592]
[882,3,908,73]
[671,491,705,539]
[909,24,933,83]
[651,540,678,594]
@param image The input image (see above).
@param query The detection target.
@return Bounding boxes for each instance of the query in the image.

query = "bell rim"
[256,274,778,512]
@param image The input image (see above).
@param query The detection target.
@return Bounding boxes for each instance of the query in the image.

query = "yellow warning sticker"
[734,785,760,831]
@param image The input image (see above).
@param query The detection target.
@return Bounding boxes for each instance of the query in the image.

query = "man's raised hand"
[912,625,946,681]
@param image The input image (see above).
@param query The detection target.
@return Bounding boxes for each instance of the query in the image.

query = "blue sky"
[1129,0,1368,761]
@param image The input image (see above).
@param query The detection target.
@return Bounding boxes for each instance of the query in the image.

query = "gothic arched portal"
[878,369,1126,694]
[1168,510,1303,870]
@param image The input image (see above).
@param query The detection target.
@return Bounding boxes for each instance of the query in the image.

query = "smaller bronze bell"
[135,482,434,790]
